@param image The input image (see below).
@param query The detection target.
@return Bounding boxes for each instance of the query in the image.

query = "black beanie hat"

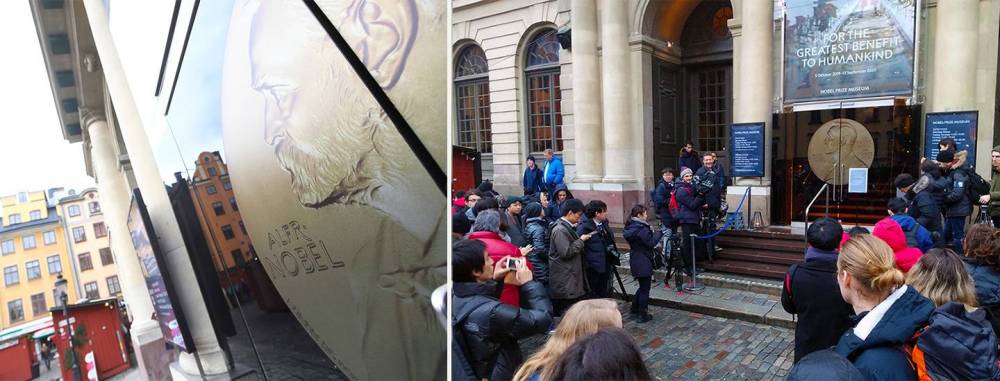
[936,150,955,163]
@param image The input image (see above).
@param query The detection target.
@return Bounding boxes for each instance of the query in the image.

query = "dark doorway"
[651,0,733,179]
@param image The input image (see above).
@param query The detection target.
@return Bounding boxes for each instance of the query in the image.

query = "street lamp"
[54,275,82,381]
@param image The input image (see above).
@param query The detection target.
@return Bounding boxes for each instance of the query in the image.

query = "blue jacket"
[652,180,675,226]
[943,165,974,217]
[522,166,543,195]
[673,182,704,225]
[623,218,663,278]
[577,218,612,273]
[906,178,943,234]
[889,214,933,253]
[834,286,934,381]
[543,156,564,189]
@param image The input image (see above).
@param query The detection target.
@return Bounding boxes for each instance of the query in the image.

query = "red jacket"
[467,231,531,306]
[872,218,923,273]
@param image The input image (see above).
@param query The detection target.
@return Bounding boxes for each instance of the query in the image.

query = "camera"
[692,175,714,195]
[506,258,520,269]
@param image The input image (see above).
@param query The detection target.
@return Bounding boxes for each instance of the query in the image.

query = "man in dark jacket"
[987,146,1000,227]
[938,150,972,254]
[522,156,544,196]
[896,173,942,242]
[652,168,677,266]
[578,200,613,298]
[549,199,593,316]
[678,142,702,173]
[781,217,854,363]
[522,202,550,286]
[503,196,527,247]
[451,239,552,381]
[453,190,482,237]
[674,168,706,274]
[695,152,725,253]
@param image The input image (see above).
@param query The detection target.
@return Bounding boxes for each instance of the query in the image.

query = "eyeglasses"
[468,197,481,202]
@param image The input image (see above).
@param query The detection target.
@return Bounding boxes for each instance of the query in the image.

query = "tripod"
[607,245,630,302]
[662,233,686,291]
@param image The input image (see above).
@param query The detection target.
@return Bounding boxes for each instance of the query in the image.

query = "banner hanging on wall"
[924,111,978,169]
[783,0,916,103]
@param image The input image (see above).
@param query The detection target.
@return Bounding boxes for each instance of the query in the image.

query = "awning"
[32,327,54,340]
[0,317,53,342]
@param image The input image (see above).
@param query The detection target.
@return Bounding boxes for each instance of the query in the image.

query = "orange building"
[188,152,254,280]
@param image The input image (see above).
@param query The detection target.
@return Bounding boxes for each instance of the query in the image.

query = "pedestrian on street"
[577,200,613,299]
[523,155,544,196]
[675,168,706,275]
[542,149,564,195]
[695,152,725,253]
[453,190,482,238]
[986,146,1000,228]
[938,149,974,254]
[548,199,593,316]
[469,210,533,307]
[623,205,663,323]
[504,196,527,247]
[678,141,702,173]
[522,202,550,287]
[512,299,622,381]
[781,217,853,363]
[896,170,943,243]
[451,239,552,381]
[833,235,934,381]
[545,328,652,381]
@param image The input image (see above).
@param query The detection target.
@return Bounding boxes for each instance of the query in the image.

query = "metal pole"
[63,293,82,381]
[684,234,704,292]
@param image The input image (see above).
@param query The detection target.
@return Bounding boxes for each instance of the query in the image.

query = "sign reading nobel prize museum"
[784,0,916,103]
[729,123,765,177]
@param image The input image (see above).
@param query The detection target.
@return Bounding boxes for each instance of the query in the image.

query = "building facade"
[57,189,121,302]
[189,152,253,274]
[453,0,1000,225]
[0,191,78,329]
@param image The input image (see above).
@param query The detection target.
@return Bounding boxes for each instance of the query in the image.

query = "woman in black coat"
[623,205,663,323]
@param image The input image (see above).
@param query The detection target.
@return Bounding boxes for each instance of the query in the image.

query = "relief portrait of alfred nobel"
[247,1,445,379]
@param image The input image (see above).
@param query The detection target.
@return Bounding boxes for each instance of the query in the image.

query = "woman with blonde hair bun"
[833,235,934,380]
[512,299,622,381]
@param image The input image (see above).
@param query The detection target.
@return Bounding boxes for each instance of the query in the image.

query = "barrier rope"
[693,186,751,240]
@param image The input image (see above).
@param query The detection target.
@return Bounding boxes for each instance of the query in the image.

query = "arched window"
[524,29,563,153]
[454,45,492,153]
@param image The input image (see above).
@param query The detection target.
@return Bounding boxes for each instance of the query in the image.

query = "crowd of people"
[451,142,1000,380]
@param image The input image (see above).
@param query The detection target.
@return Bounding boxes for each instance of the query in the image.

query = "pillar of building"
[729,0,774,225]
[571,0,604,183]
[599,0,636,183]
[931,0,978,112]
[81,0,228,377]
[84,109,176,379]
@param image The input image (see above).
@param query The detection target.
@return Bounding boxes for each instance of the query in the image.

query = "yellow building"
[57,188,121,303]
[0,191,78,329]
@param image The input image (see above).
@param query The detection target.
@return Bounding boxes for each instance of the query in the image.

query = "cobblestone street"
[521,301,795,381]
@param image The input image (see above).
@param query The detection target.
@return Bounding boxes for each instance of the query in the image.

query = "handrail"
[803,183,830,244]
[693,186,752,239]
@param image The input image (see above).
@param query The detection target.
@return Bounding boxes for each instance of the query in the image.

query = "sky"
[0,1,95,197]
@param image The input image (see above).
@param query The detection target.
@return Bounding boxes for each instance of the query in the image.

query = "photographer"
[675,168,706,275]
[578,200,614,298]
[452,239,553,381]
[549,199,593,316]
[695,152,726,254]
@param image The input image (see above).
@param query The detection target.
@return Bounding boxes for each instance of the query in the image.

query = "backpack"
[968,170,991,197]
[904,302,1000,381]
[668,191,681,217]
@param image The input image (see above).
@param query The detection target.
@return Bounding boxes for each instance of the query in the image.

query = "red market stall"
[0,335,36,381]
[51,299,131,381]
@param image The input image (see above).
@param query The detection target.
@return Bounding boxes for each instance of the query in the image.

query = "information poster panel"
[924,111,978,168]
[127,190,195,353]
[784,0,916,103]
[729,123,766,177]
[848,168,869,193]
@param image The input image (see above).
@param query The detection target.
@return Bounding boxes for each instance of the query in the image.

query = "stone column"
[931,0,978,111]
[730,1,774,224]
[81,0,228,377]
[571,0,604,182]
[600,0,635,183]
[85,110,175,379]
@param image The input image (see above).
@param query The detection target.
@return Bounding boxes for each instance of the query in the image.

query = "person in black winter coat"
[623,205,664,323]
[451,239,553,381]
[521,202,550,286]
[674,168,706,273]
[678,142,702,173]
[781,217,854,363]
[546,184,574,222]
[695,153,726,254]
[577,200,614,298]
[522,156,544,196]
[652,168,676,228]
[938,150,973,254]
[453,191,483,237]
[962,224,1000,335]
[896,171,942,241]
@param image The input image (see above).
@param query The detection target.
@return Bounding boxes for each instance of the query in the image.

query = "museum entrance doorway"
[650,0,734,179]
[771,105,923,226]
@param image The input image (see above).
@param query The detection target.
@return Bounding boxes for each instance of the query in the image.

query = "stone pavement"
[226,302,347,381]
[521,301,796,381]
